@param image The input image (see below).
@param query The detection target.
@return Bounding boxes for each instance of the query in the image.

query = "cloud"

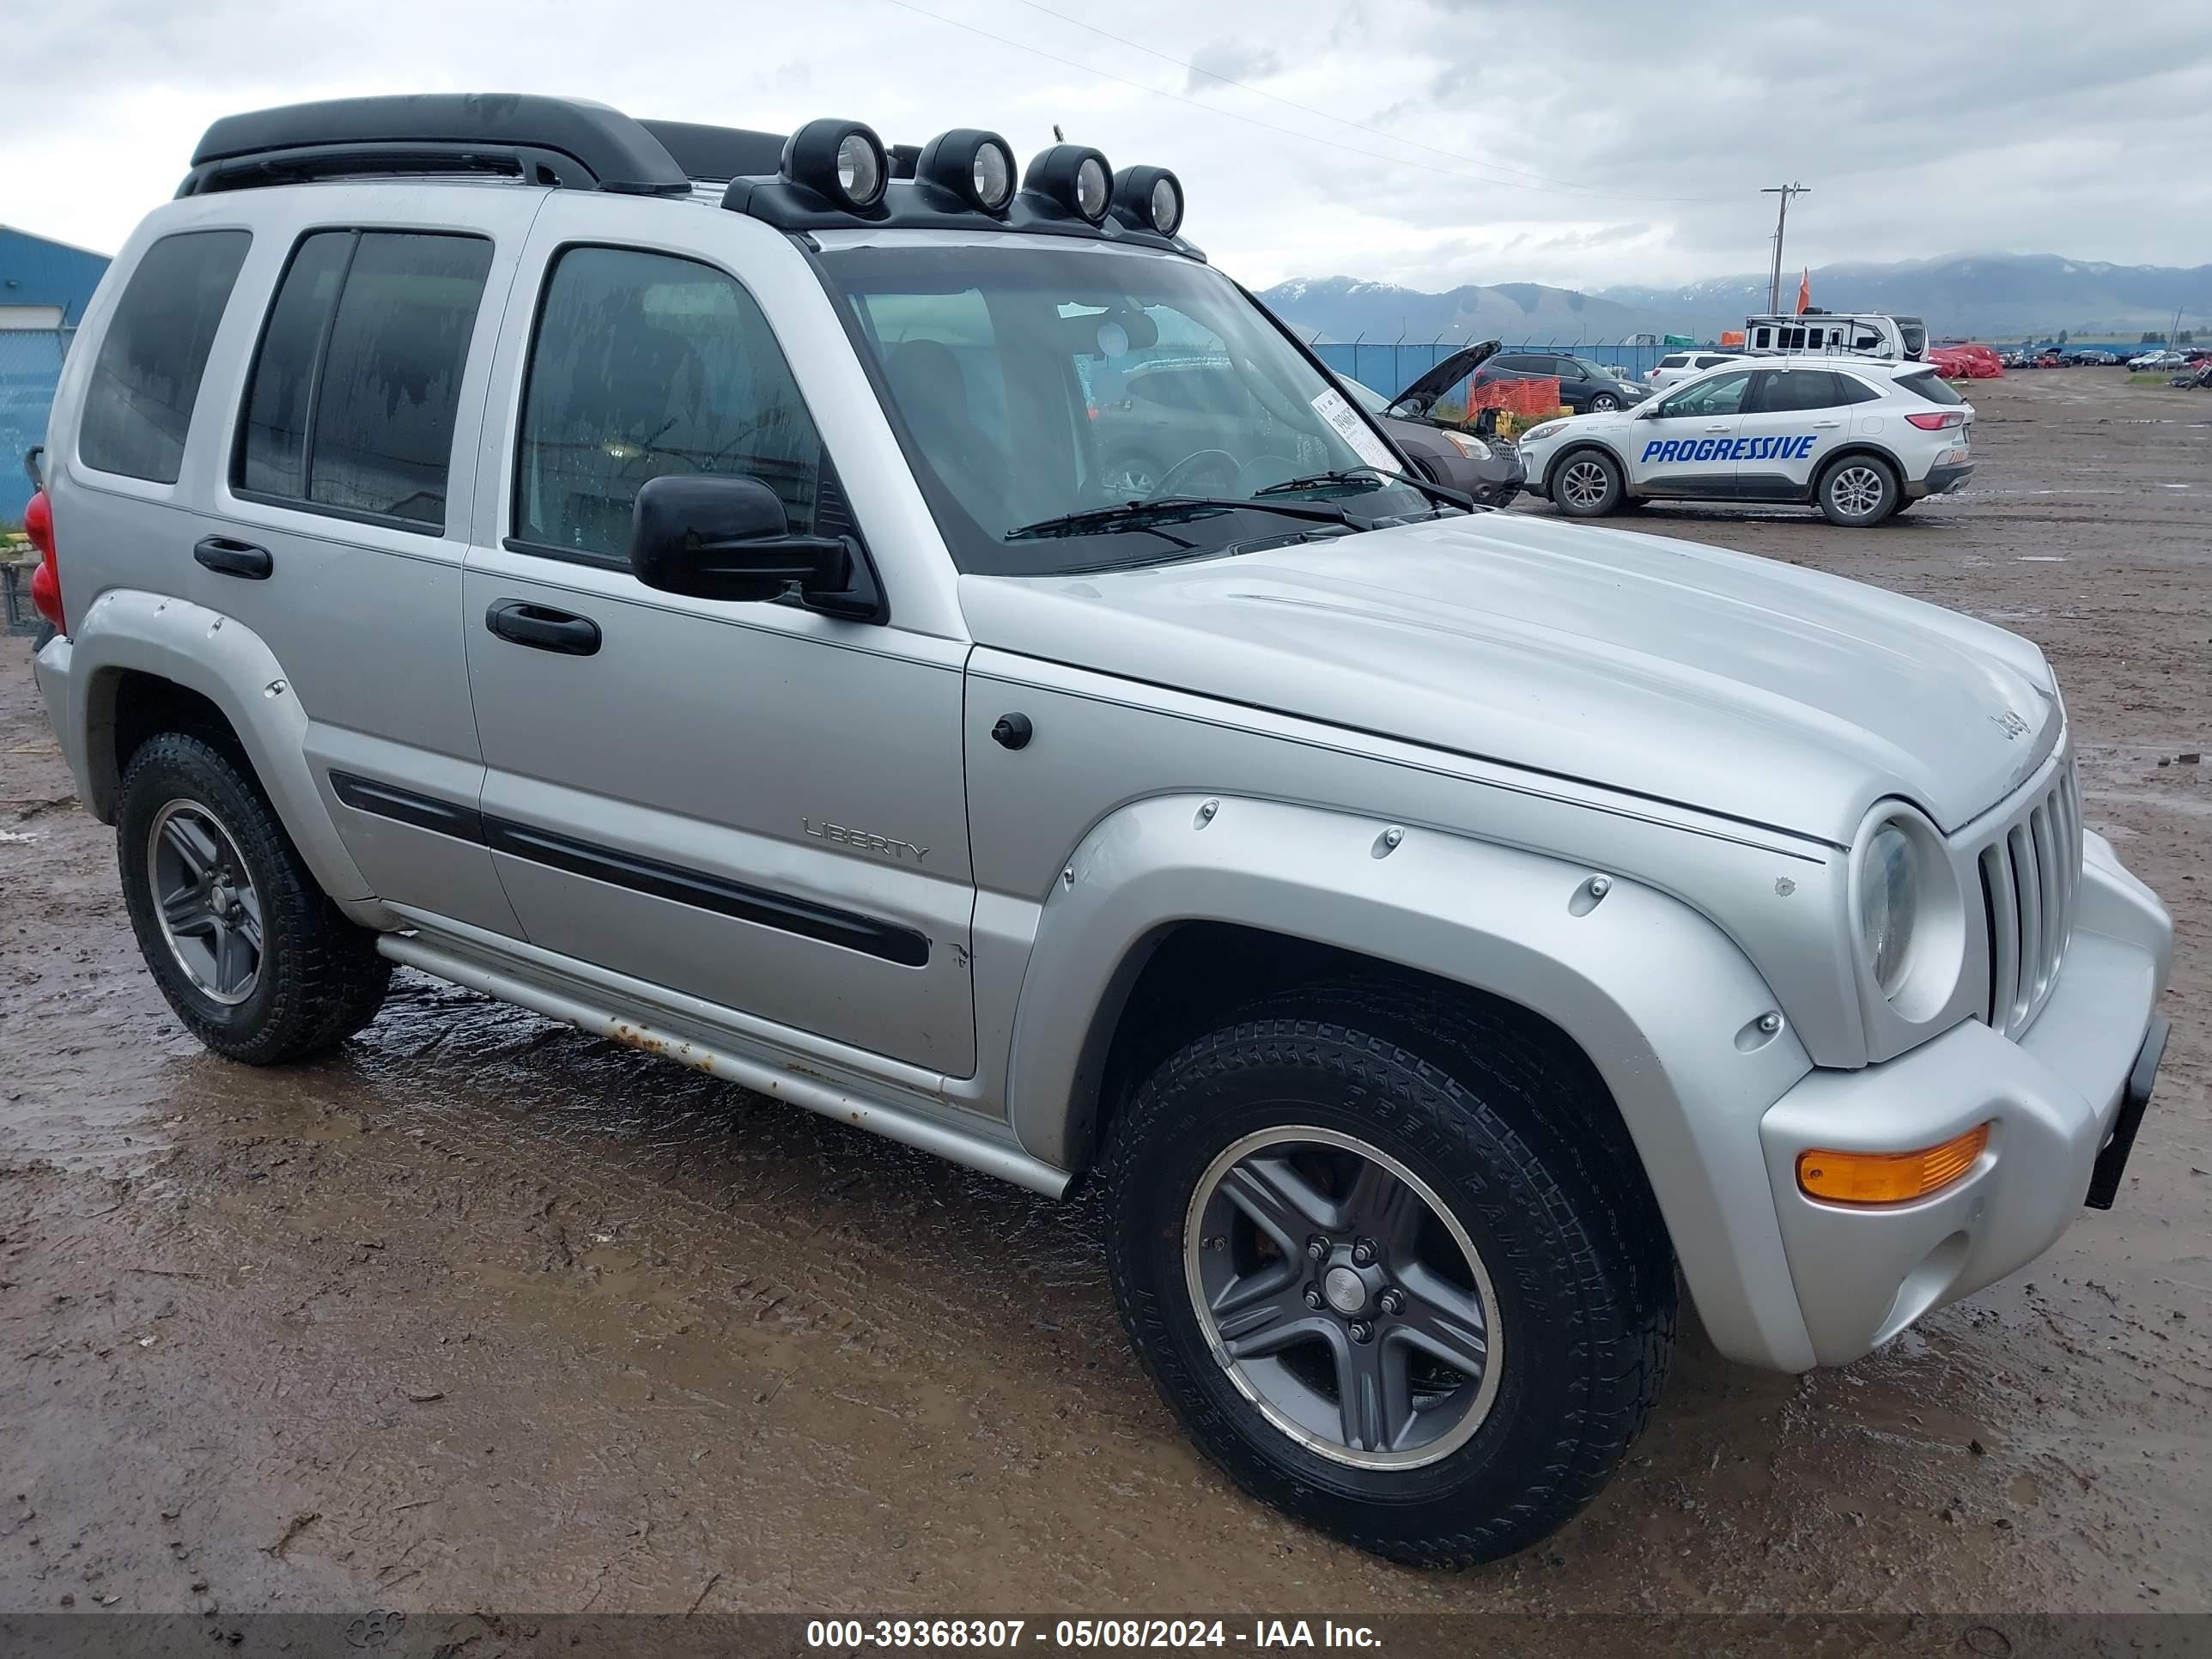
[1184,40,1281,95]
[8,0,2211,295]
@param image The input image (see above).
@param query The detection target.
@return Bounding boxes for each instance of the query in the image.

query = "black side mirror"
[630,475,858,607]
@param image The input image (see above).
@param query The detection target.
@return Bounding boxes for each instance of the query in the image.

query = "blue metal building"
[3,225,112,521]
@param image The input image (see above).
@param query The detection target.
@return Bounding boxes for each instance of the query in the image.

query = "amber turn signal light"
[1796,1122,1990,1206]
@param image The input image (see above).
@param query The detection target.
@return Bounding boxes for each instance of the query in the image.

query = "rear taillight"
[24,489,63,634]
[1905,410,1965,430]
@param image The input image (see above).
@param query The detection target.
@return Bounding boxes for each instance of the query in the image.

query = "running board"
[378,933,1072,1199]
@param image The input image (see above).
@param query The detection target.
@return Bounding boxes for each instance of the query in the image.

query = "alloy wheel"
[146,799,264,1005]
[1829,465,1887,520]
[1183,1125,1503,1469]
[1559,459,1612,510]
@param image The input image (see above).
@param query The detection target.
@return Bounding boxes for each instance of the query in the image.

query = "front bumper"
[1753,831,2171,1366]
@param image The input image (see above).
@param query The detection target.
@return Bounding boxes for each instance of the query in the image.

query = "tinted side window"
[238,232,352,500]
[1752,370,1840,413]
[79,230,252,483]
[1833,374,1882,404]
[1656,371,1753,419]
[515,246,824,564]
[1895,370,1966,407]
[235,230,492,530]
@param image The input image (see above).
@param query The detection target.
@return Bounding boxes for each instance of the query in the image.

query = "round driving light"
[782,118,890,211]
[972,141,1012,210]
[1075,155,1109,220]
[1856,821,1918,996]
[1021,144,1115,224]
[836,133,882,204]
[1109,165,1187,237]
[1149,175,1182,234]
[917,129,1018,215]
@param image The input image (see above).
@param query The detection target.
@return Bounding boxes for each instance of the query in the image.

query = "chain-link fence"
[1310,338,1668,400]
[2,327,72,526]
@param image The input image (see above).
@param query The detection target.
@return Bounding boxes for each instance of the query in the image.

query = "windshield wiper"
[1004,495,1356,542]
[1255,466,1473,512]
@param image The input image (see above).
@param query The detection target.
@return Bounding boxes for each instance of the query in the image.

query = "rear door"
[1735,368,1847,499]
[1626,368,1753,498]
[204,190,542,937]
[459,198,975,1075]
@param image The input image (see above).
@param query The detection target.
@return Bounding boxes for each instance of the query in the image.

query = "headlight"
[1443,431,1490,459]
[1522,421,1569,444]
[1856,822,1918,996]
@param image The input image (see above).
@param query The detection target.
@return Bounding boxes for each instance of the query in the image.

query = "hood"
[959,514,2059,843]
[1389,341,1502,416]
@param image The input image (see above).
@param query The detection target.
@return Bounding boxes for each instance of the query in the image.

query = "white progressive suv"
[1520,357,1974,527]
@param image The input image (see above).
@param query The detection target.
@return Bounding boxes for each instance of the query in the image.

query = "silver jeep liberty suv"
[24,93,2172,1565]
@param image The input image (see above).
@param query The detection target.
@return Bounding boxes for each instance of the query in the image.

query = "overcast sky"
[9,0,2212,293]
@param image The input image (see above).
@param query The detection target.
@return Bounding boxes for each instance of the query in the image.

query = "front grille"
[1975,758,2081,1039]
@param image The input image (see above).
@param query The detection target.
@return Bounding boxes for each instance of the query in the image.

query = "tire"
[1589,392,1620,412]
[1103,981,1676,1565]
[1815,454,1900,526]
[1550,447,1626,518]
[117,732,391,1064]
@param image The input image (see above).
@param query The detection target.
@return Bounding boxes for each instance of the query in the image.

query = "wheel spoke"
[1218,1157,1335,1256]
[161,814,222,880]
[1216,1286,1332,1362]
[1391,1261,1489,1376]
[1335,1331,1413,1454]
[214,921,254,994]
[1340,1159,1425,1246]
[161,887,216,937]
[233,889,264,952]
[1210,1256,1299,1317]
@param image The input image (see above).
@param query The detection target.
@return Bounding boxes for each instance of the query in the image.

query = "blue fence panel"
[1,328,71,522]
[1311,340,1668,403]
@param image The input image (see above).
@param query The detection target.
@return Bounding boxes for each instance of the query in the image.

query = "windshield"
[818,241,1442,574]
[1341,377,1392,416]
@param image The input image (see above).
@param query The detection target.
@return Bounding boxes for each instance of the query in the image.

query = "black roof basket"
[178,93,695,198]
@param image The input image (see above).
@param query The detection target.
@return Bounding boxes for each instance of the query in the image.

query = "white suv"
[1518,357,1975,527]
[1644,349,1745,389]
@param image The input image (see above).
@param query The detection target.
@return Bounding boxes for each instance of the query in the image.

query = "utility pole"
[1762,183,1810,313]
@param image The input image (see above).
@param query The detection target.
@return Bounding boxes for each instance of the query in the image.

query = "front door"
[1626,368,1754,498]
[460,210,975,1075]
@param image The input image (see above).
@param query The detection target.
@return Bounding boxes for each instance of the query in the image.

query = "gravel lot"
[1,368,2204,1620]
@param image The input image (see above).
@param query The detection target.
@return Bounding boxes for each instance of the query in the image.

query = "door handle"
[1704,423,1733,433]
[485,599,601,656]
[193,536,271,579]
[1812,419,1843,428]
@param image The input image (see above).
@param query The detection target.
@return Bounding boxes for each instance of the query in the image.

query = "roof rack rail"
[178,94,693,198]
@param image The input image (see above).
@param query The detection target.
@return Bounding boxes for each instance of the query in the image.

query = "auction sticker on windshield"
[1310,386,1400,473]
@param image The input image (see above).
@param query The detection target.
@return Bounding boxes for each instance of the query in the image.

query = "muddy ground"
[0,368,2205,1620]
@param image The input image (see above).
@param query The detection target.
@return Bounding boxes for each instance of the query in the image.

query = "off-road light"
[783,118,889,210]
[1023,143,1114,224]
[916,128,1017,213]
[1109,165,1184,236]
[1796,1123,1990,1205]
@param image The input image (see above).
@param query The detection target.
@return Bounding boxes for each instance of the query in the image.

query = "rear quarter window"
[1658,354,1689,368]
[78,229,252,483]
[1895,371,1966,406]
